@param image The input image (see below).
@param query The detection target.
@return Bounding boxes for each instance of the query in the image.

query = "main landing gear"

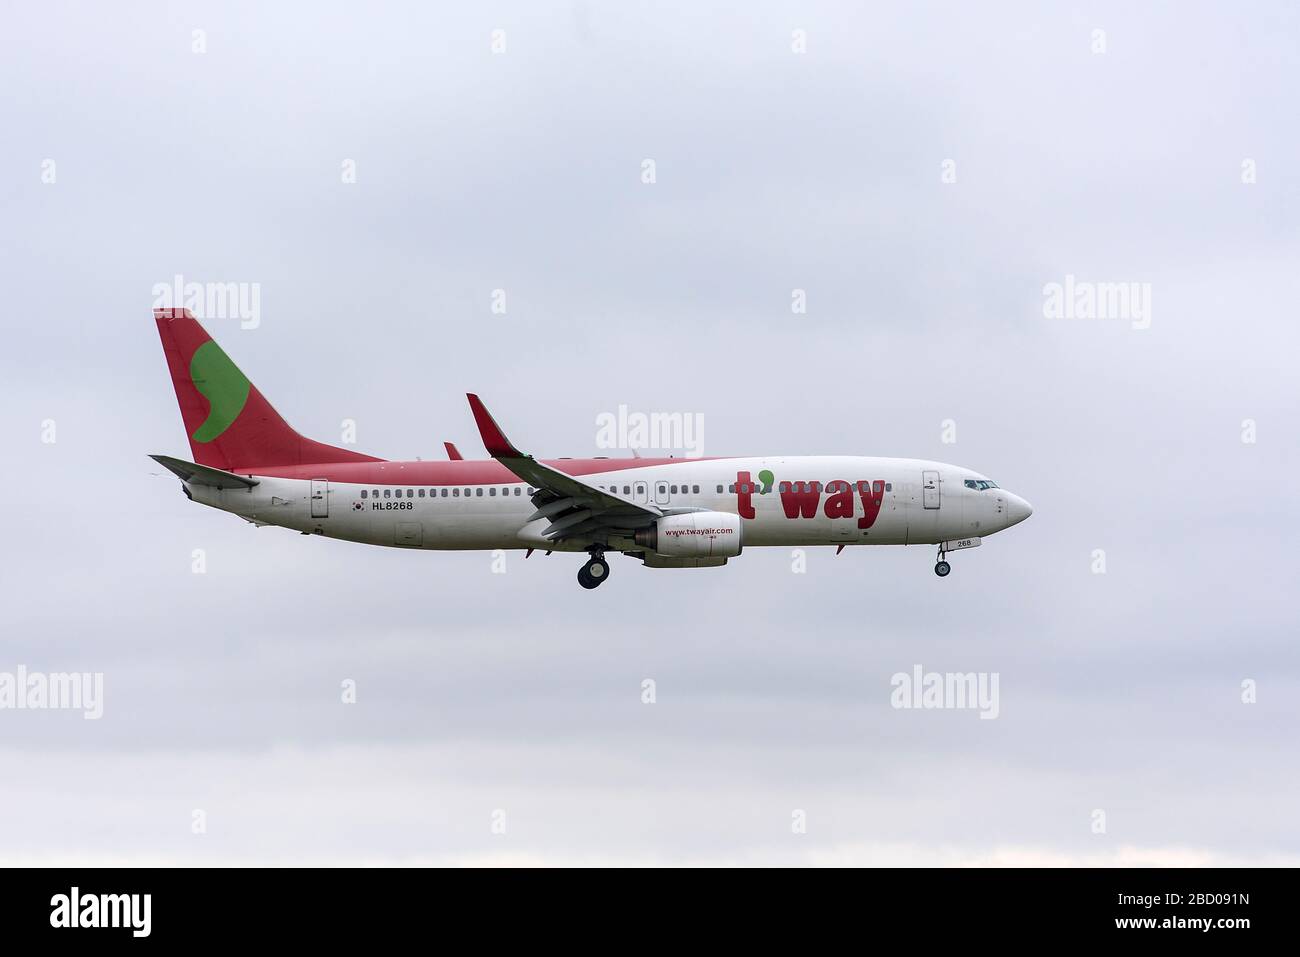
[578,550,611,589]
[934,544,951,578]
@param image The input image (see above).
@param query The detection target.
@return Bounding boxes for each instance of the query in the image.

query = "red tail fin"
[154,309,382,471]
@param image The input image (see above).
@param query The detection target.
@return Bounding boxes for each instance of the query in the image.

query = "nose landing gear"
[578,550,611,589]
[934,544,951,577]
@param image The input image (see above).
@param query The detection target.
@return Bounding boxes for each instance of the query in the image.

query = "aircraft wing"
[466,394,661,543]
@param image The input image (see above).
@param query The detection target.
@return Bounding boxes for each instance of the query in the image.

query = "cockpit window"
[964,479,1000,490]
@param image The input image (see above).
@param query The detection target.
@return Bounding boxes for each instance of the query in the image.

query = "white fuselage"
[184,456,1032,553]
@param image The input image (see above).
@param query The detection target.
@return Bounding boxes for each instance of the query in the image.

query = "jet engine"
[633,511,743,558]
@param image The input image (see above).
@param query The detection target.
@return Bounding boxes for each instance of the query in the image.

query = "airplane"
[150,308,1033,589]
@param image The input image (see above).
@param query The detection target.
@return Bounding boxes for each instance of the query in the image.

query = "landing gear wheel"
[934,561,951,577]
[578,556,610,589]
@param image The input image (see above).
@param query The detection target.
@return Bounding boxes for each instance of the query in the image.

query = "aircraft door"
[829,481,863,542]
[654,480,670,506]
[922,470,940,509]
[310,479,329,518]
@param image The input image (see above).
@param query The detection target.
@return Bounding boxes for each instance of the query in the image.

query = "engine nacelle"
[634,511,743,558]
[640,553,728,569]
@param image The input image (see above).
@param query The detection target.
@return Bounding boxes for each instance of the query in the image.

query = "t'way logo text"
[733,471,885,529]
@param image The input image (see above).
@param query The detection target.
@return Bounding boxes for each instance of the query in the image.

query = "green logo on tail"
[189,341,250,443]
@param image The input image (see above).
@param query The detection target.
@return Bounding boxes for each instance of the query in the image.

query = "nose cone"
[1005,493,1034,528]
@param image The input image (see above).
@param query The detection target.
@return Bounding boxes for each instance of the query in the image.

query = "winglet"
[466,394,524,458]
[444,441,463,461]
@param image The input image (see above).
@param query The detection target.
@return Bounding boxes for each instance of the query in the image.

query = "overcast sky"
[1,1,1297,865]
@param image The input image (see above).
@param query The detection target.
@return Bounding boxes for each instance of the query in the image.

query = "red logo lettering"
[857,480,885,529]
[779,481,821,519]
[735,471,755,520]
[823,481,855,519]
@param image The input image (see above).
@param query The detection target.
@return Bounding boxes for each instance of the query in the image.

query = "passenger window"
[384,489,391,498]
[361,490,368,499]
[885,483,892,491]
[670,485,678,494]
[728,484,735,493]
[476,488,483,497]
[780,482,790,493]
[490,488,496,496]
[716,485,724,493]
[624,485,632,495]
[692,485,699,494]
[372,489,379,497]
[453,488,460,497]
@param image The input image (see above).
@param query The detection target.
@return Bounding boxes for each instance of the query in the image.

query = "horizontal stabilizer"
[150,454,259,489]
